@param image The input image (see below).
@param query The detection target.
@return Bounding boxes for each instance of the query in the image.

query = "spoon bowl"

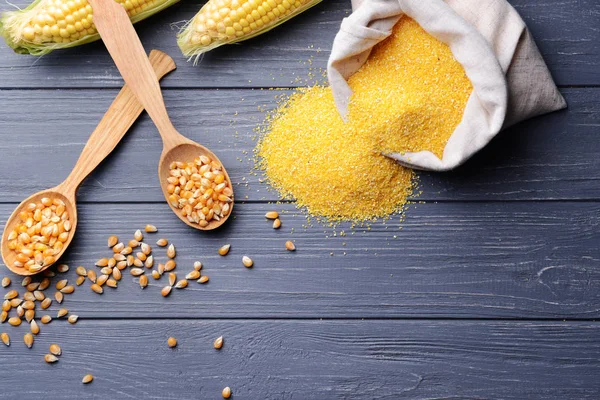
[159,142,234,230]
[2,189,77,275]
[1,50,176,275]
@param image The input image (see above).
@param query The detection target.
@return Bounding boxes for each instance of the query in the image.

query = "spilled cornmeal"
[257,18,472,222]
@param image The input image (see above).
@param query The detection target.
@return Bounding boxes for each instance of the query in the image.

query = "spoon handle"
[59,50,176,195]
[88,0,185,149]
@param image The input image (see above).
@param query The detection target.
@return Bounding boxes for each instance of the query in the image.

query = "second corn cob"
[177,0,322,61]
[0,0,179,56]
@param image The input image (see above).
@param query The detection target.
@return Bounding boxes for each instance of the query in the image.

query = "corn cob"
[177,0,322,61]
[0,0,179,56]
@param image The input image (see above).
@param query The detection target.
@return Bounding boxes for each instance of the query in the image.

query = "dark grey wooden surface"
[2,320,600,399]
[0,0,599,399]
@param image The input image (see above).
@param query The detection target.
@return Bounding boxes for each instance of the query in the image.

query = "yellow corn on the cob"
[177,0,322,61]
[0,0,178,55]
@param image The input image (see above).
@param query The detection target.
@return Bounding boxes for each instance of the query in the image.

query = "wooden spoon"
[88,0,234,231]
[1,50,176,276]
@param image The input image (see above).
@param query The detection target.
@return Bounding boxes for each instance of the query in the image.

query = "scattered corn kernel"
[186,270,201,280]
[167,244,176,259]
[265,211,279,219]
[91,284,103,294]
[96,274,108,286]
[60,285,74,294]
[25,309,35,322]
[218,244,231,256]
[242,256,253,268]
[106,278,118,288]
[54,292,63,303]
[44,354,58,363]
[23,332,34,348]
[168,273,177,287]
[167,337,177,348]
[165,260,176,272]
[49,343,62,356]
[57,264,69,273]
[108,236,118,248]
[174,279,188,289]
[95,258,108,267]
[145,224,158,233]
[139,274,148,289]
[30,319,40,334]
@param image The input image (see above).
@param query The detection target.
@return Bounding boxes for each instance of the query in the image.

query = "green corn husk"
[0,0,179,56]
[177,0,322,63]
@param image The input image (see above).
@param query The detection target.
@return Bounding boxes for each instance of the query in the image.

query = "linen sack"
[328,0,567,171]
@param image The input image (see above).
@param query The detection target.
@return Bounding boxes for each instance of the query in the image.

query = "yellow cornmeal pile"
[257,18,472,222]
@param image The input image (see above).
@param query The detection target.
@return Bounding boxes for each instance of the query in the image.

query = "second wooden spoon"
[88,0,234,231]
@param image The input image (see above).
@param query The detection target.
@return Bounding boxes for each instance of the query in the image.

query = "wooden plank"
[0,319,599,399]
[0,87,594,202]
[1,201,599,319]
[0,0,598,88]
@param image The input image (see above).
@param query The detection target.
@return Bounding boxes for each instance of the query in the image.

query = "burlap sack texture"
[328,0,567,171]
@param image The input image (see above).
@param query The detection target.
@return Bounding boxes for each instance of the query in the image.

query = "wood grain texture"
[0,0,598,397]
[0,319,599,399]
[1,201,598,319]
[0,0,598,88]
[0,87,592,202]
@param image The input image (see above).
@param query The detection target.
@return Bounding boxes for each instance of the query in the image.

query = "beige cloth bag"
[328,0,567,171]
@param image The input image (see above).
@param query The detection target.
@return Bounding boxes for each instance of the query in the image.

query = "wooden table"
[0,0,599,398]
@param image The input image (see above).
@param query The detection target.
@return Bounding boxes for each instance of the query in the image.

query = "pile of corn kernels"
[6,198,71,273]
[166,155,233,227]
